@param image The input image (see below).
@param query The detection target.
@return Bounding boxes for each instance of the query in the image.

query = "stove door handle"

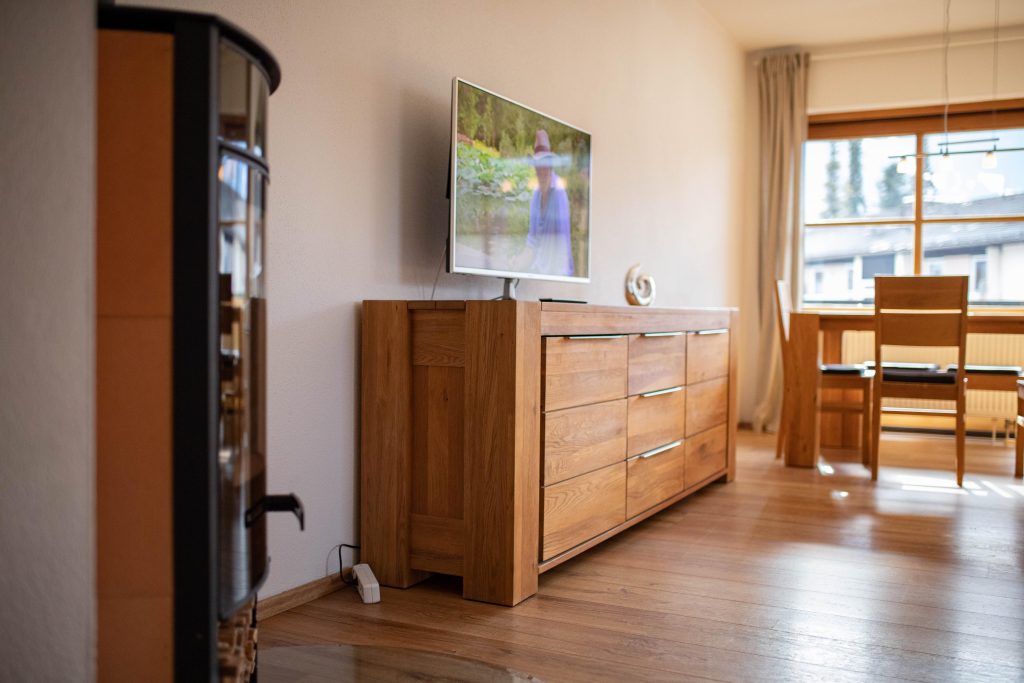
[245,493,305,531]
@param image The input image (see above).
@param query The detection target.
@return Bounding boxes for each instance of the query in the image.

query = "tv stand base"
[498,277,519,300]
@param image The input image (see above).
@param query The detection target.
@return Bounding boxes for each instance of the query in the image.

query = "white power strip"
[352,563,380,604]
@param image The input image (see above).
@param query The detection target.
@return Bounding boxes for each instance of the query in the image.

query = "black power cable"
[337,544,360,585]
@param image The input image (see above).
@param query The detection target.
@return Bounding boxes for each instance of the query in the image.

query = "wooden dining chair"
[774,281,873,466]
[871,276,969,485]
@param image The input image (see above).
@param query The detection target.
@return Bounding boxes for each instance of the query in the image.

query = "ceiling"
[697,0,1024,50]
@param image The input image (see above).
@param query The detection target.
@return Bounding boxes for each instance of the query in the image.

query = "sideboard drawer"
[626,386,685,458]
[628,332,686,395]
[542,461,626,560]
[686,329,729,384]
[685,424,727,486]
[626,439,685,518]
[543,335,628,411]
[543,399,627,486]
[685,376,728,437]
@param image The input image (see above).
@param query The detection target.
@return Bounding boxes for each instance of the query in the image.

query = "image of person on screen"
[524,129,574,276]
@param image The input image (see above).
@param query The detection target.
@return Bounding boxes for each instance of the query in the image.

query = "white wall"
[0,1,96,680]
[808,26,1024,114]
[132,0,746,596]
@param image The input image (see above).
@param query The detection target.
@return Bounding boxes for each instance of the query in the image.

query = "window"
[973,256,987,299]
[862,253,896,278]
[802,103,1024,306]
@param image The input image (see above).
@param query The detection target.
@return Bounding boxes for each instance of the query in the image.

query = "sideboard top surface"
[367,300,737,337]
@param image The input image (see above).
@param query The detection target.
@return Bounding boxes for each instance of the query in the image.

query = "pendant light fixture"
[890,0,1020,171]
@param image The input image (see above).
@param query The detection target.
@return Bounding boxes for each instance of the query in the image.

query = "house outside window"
[972,256,988,299]
[801,103,1024,307]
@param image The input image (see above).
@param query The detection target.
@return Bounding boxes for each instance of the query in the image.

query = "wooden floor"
[260,430,1024,682]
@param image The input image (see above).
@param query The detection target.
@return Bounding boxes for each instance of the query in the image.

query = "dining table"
[784,309,1024,468]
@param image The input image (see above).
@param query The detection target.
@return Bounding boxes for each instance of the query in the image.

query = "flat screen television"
[449,78,591,288]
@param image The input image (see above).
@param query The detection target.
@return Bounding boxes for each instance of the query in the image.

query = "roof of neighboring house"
[806,193,1024,264]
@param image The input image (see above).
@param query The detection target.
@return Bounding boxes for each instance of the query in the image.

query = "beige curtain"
[751,52,809,433]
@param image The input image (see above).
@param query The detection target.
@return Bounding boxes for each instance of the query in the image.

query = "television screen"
[450,78,591,283]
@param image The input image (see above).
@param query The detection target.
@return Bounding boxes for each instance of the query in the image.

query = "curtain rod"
[751,34,1023,66]
[810,34,1023,63]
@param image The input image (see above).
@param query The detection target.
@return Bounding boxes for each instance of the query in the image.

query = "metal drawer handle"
[635,440,683,459]
[696,328,728,336]
[641,331,683,337]
[640,386,683,398]
[566,334,626,340]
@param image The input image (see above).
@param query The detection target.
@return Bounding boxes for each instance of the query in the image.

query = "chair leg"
[871,381,881,482]
[860,380,871,468]
[955,400,966,488]
[1015,419,1023,479]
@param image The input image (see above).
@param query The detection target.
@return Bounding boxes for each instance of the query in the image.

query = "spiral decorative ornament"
[625,263,656,306]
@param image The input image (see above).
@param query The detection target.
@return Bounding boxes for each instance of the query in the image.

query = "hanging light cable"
[887,0,1018,166]
[938,0,953,170]
[983,0,1000,169]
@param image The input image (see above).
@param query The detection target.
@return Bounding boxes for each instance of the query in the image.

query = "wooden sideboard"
[360,300,739,605]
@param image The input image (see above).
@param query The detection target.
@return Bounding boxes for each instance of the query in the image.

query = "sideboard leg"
[360,301,429,588]
[462,301,541,605]
[726,310,740,482]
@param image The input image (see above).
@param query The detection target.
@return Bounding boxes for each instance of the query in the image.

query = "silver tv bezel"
[448,77,592,284]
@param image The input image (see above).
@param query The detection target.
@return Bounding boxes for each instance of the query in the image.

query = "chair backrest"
[873,275,968,369]
[774,280,792,345]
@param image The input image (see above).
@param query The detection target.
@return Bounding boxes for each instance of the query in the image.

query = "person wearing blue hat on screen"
[524,129,574,277]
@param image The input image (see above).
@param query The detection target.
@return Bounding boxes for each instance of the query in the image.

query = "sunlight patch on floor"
[900,484,969,495]
[895,474,964,488]
[979,480,1014,498]
[892,475,1001,496]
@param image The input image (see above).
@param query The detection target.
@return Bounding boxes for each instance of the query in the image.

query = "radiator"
[841,332,1022,420]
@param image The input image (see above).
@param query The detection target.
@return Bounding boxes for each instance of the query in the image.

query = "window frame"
[804,99,1024,309]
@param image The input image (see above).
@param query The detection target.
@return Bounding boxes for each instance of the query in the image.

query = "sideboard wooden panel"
[463,301,541,605]
[542,462,627,560]
[626,441,687,519]
[360,301,428,589]
[543,399,627,485]
[686,376,730,437]
[361,301,738,605]
[542,335,628,411]
[626,388,687,458]
[687,329,730,384]
[628,332,687,395]
[685,424,729,487]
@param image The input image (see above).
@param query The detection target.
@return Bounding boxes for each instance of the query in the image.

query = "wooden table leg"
[785,313,821,468]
